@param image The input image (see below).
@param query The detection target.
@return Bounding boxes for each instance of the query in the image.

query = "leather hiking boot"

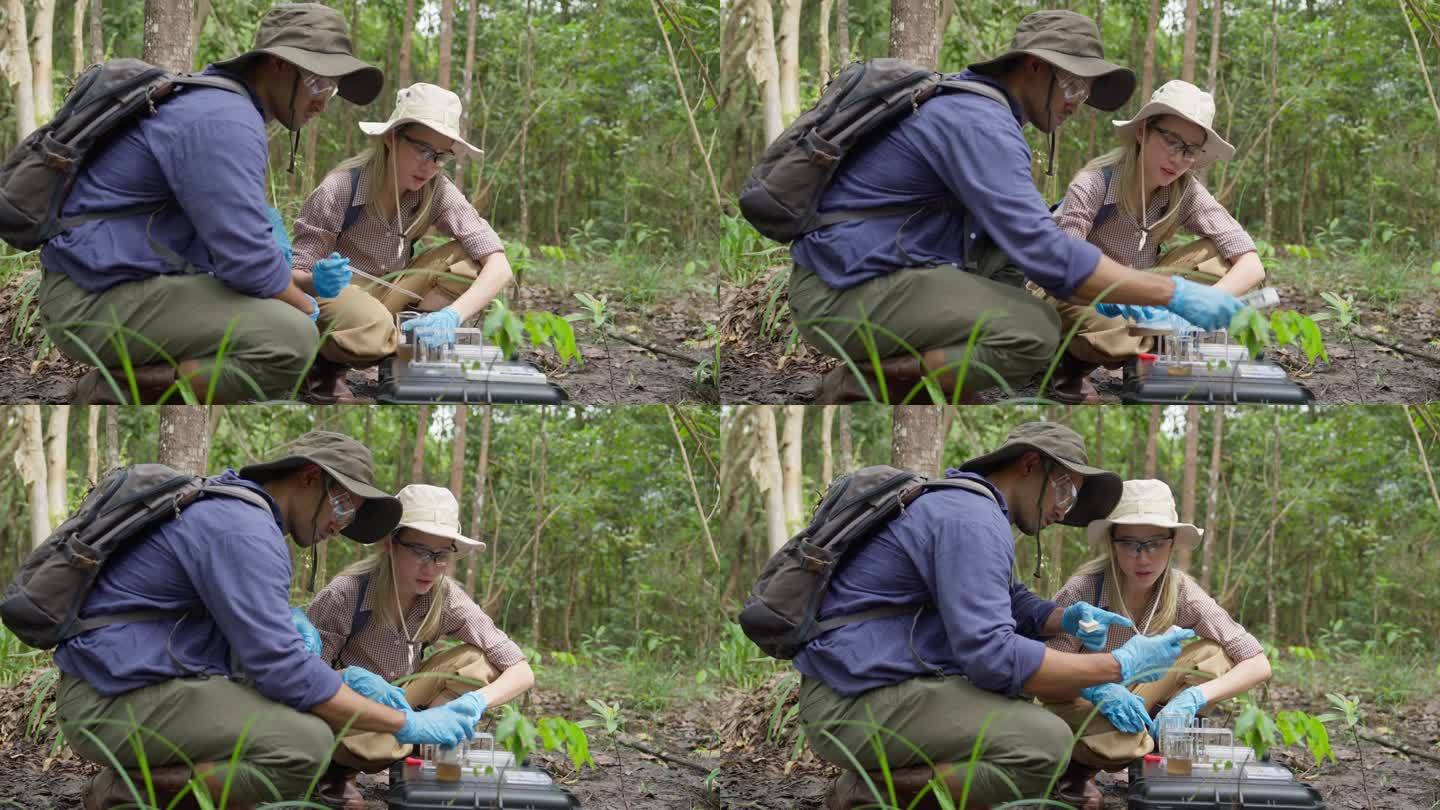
[824,766,990,810]
[814,357,979,404]
[303,361,360,404]
[1045,357,1103,404]
[1056,761,1102,810]
[316,764,365,810]
[85,764,235,810]
[73,364,179,404]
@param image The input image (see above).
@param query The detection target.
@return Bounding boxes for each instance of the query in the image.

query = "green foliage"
[718,214,784,287]
[479,300,579,365]
[1230,308,1328,364]
[695,622,783,690]
[494,704,596,773]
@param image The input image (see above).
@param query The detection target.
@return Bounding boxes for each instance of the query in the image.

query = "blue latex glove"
[1149,686,1207,737]
[302,293,319,322]
[289,608,321,655]
[264,206,292,266]
[342,666,410,711]
[395,704,479,747]
[1061,602,1135,651]
[444,691,488,719]
[1093,303,1164,322]
[1168,276,1244,330]
[1137,310,1204,333]
[1079,683,1151,734]
[400,307,462,348]
[1110,626,1196,685]
[312,252,353,298]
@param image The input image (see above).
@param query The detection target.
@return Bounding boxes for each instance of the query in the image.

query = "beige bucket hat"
[968,10,1137,112]
[393,484,486,555]
[359,83,483,158]
[1113,80,1235,167]
[211,3,383,105]
[1086,479,1203,550]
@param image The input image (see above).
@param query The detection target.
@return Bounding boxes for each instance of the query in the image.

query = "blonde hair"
[1078,115,1198,252]
[334,123,440,242]
[337,528,449,647]
[1073,534,1188,635]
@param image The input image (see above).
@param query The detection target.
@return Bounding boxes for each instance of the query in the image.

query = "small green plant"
[1318,694,1370,806]
[1230,308,1328,365]
[575,292,620,402]
[480,299,580,367]
[494,704,596,773]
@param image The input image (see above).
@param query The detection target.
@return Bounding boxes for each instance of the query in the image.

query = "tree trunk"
[455,0,479,186]
[752,407,789,555]
[837,407,853,474]
[71,0,85,77]
[105,406,119,468]
[820,406,835,484]
[157,407,210,475]
[399,0,416,88]
[1263,0,1278,240]
[467,405,491,594]
[780,406,804,533]
[1176,406,1200,571]
[891,406,942,476]
[1297,142,1310,243]
[30,0,56,121]
[835,0,849,65]
[449,405,468,499]
[1200,407,1223,590]
[1181,0,1199,82]
[748,0,784,144]
[1206,0,1223,92]
[45,406,69,530]
[817,0,833,83]
[86,405,101,485]
[5,0,38,140]
[143,0,193,72]
[777,0,802,119]
[1143,404,1162,479]
[1266,411,1280,634]
[530,410,548,648]
[888,0,939,67]
[190,0,210,69]
[438,0,454,88]
[88,0,102,65]
[411,405,431,482]
[1141,0,1160,101]
[301,116,319,194]
[518,0,534,238]
[18,406,52,547]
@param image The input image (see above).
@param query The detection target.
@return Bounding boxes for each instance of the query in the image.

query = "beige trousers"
[1044,640,1235,771]
[332,643,497,773]
[317,241,481,367]
[1034,238,1232,366]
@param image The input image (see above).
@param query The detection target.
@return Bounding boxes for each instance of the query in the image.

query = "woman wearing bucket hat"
[307,484,534,808]
[1042,80,1267,401]
[287,83,512,402]
[1043,479,1272,809]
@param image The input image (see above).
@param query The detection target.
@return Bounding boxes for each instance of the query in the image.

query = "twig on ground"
[1355,331,1440,366]
[603,327,703,366]
[616,734,713,773]
[1356,729,1440,764]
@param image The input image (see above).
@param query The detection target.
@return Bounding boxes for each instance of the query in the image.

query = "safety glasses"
[394,537,456,567]
[1054,68,1093,104]
[302,71,339,101]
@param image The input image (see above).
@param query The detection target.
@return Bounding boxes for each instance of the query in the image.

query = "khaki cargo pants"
[799,674,1074,805]
[1033,238,1233,366]
[57,673,336,805]
[1044,640,1235,771]
[788,242,1064,393]
[317,241,480,367]
[333,643,497,773]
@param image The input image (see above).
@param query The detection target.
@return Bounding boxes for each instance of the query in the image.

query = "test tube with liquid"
[1238,287,1281,310]
[435,743,465,782]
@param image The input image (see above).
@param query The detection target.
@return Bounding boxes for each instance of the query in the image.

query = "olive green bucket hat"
[239,430,401,543]
[959,421,1122,526]
[968,10,1136,112]
[212,3,383,105]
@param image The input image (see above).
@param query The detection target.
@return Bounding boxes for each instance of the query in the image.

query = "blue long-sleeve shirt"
[793,471,1057,697]
[790,70,1103,299]
[54,470,342,711]
[40,67,291,298]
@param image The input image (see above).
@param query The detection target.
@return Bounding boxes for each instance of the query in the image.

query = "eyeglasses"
[394,537,456,566]
[1148,123,1205,161]
[1111,534,1176,557]
[326,480,359,530]
[301,71,338,101]
[400,132,456,166]
[1054,68,1092,104]
[1048,469,1078,516]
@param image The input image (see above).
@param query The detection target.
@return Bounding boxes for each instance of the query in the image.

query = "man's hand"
[312,253,353,298]
[395,704,479,747]
[289,608,321,655]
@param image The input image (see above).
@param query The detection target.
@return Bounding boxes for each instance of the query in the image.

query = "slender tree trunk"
[301,118,319,194]
[399,0,416,88]
[891,406,942,476]
[1263,0,1278,240]
[835,0,849,65]
[105,406,119,469]
[837,407,854,474]
[888,0,939,67]
[190,0,210,69]
[820,406,835,483]
[1181,0,1199,82]
[18,406,52,547]
[88,0,102,65]
[5,0,38,139]
[1206,0,1223,93]
[777,0,802,118]
[449,405,468,499]
[157,407,210,475]
[438,0,454,88]
[71,0,85,77]
[752,407,788,554]
[518,0,534,237]
[45,406,69,530]
[1200,407,1223,591]
[1297,143,1311,242]
[748,0,784,144]
[30,0,56,121]
[1266,411,1280,634]
[86,405,101,485]
[817,0,833,83]
[455,0,479,186]
[1175,406,1200,571]
[466,405,492,594]
[411,405,431,482]
[530,410,548,648]
[780,406,804,532]
[1143,404,1162,479]
[1141,0,1160,101]
[142,0,193,73]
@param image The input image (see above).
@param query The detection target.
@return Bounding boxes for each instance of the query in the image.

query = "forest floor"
[719,260,1440,404]
[0,258,719,405]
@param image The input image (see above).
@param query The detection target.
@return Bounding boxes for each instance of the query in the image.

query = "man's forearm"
[1069,254,1178,306]
[273,279,317,316]
[310,683,406,734]
[1021,648,1123,702]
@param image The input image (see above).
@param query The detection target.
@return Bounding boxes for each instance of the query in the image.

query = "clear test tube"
[1238,287,1281,310]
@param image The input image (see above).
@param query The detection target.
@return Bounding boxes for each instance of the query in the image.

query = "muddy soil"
[719,272,1440,405]
[0,274,719,405]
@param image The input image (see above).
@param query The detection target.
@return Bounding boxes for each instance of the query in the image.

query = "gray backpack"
[738,58,1009,243]
[739,465,997,659]
[0,464,269,649]
[0,59,247,254]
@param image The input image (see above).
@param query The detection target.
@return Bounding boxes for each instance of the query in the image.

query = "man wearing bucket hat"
[38,3,384,404]
[287,82,511,402]
[58,432,486,809]
[1043,80,1268,401]
[307,484,534,808]
[1044,479,1272,809]
[787,10,1250,403]
[797,422,1196,808]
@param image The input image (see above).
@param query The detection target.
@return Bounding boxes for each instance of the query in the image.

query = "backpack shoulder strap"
[331,573,372,668]
[1094,570,1105,605]
[934,78,1011,109]
[170,75,250,97]
[1093,164,1118,229]
[341,168,364,234]
[916,477,998,504]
